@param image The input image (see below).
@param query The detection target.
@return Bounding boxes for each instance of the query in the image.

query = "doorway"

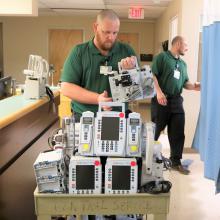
[48,29,83,85]
[117,32,139,55]
[48,29,83,119]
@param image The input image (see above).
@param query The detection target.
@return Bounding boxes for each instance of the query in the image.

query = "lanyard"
[175,60,179,70]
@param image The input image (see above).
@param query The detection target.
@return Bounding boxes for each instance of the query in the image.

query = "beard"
[96,32,116,51]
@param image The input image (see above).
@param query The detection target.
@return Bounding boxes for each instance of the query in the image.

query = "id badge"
[100,65,112,75]
[174,70,180,79]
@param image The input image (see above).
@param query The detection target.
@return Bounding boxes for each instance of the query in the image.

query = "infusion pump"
[78,102,143,157]
[78,111,95,156]
[69,156,102,194]
[105,157,138,194]
[94,102,126,156]
[126,112,142,157]
[109,64,155,102]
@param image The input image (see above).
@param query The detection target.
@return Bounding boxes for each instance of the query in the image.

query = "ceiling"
[38,0,173,21]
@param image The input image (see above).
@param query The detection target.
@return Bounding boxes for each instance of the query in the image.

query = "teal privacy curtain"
[193,0,220,193]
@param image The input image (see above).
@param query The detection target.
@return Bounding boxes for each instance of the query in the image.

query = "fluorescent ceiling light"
[0,0,38,16]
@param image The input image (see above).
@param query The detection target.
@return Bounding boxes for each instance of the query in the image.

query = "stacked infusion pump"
[78,102,142,157]
[23,55,49,99]
[109,60,155,102]
[69,102,140,194]
[33,149,66,193]
[33,117,75,193]
[34,102,164,194]
[69,102,164,195]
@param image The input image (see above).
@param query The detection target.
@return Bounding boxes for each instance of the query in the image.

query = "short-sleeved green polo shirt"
[151,51,189,96]
[61,39,136,115]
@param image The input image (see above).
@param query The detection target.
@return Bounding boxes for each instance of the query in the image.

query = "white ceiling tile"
[38,0,173,20]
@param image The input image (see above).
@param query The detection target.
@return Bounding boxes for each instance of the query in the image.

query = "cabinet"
[0,92,60,220]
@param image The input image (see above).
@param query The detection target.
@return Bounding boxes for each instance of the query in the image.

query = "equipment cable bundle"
[46,85,57,114]
[162,155,172,170]
[140,180,172,194]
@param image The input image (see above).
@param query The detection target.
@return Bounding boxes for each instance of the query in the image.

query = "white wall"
[180,0,203,149]
[154,0,182,54]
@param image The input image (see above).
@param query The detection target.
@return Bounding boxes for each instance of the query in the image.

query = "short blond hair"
[171,36,184,46]
[96,9,120,24]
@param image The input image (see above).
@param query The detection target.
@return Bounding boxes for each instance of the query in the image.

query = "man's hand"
[194,82,201,91]
[97,90,113,111]
[184,81,201,91]
[157,91,167,106]
[152,75,167,106]
[120,56,137,69]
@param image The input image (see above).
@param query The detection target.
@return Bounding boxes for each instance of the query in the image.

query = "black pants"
[151,95,185,166]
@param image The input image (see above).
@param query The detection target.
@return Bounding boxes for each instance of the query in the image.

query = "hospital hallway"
[131,101,220,220]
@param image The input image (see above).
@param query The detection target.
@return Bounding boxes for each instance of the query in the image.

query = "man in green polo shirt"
[151,36,200,175]
[61,9,136,122]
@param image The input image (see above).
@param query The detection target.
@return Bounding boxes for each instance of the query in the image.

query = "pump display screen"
[101,117,119,140]
[83,117,93,124]
[112,166,131,190]
[76,165,95,189]
[130,118,139,125]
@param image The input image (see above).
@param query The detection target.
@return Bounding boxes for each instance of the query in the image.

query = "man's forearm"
[61,82,99,104]
[152,75,167,105]
[184,81,200,91]
[153,75,163,95]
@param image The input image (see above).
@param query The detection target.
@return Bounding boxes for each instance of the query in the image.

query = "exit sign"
[128,7,144,19]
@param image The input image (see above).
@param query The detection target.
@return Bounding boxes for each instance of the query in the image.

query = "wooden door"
[117,33,139,55]
[48,29,83,85]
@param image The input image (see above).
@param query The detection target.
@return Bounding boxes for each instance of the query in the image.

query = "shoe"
[171,164,190,175]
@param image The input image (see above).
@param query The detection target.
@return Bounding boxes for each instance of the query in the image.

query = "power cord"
[162,155,172,170]
[48,128,62,150]
[45,85,56,113]
[140,180,172,194]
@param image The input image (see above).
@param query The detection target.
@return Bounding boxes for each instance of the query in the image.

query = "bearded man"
[61,9,137,122]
